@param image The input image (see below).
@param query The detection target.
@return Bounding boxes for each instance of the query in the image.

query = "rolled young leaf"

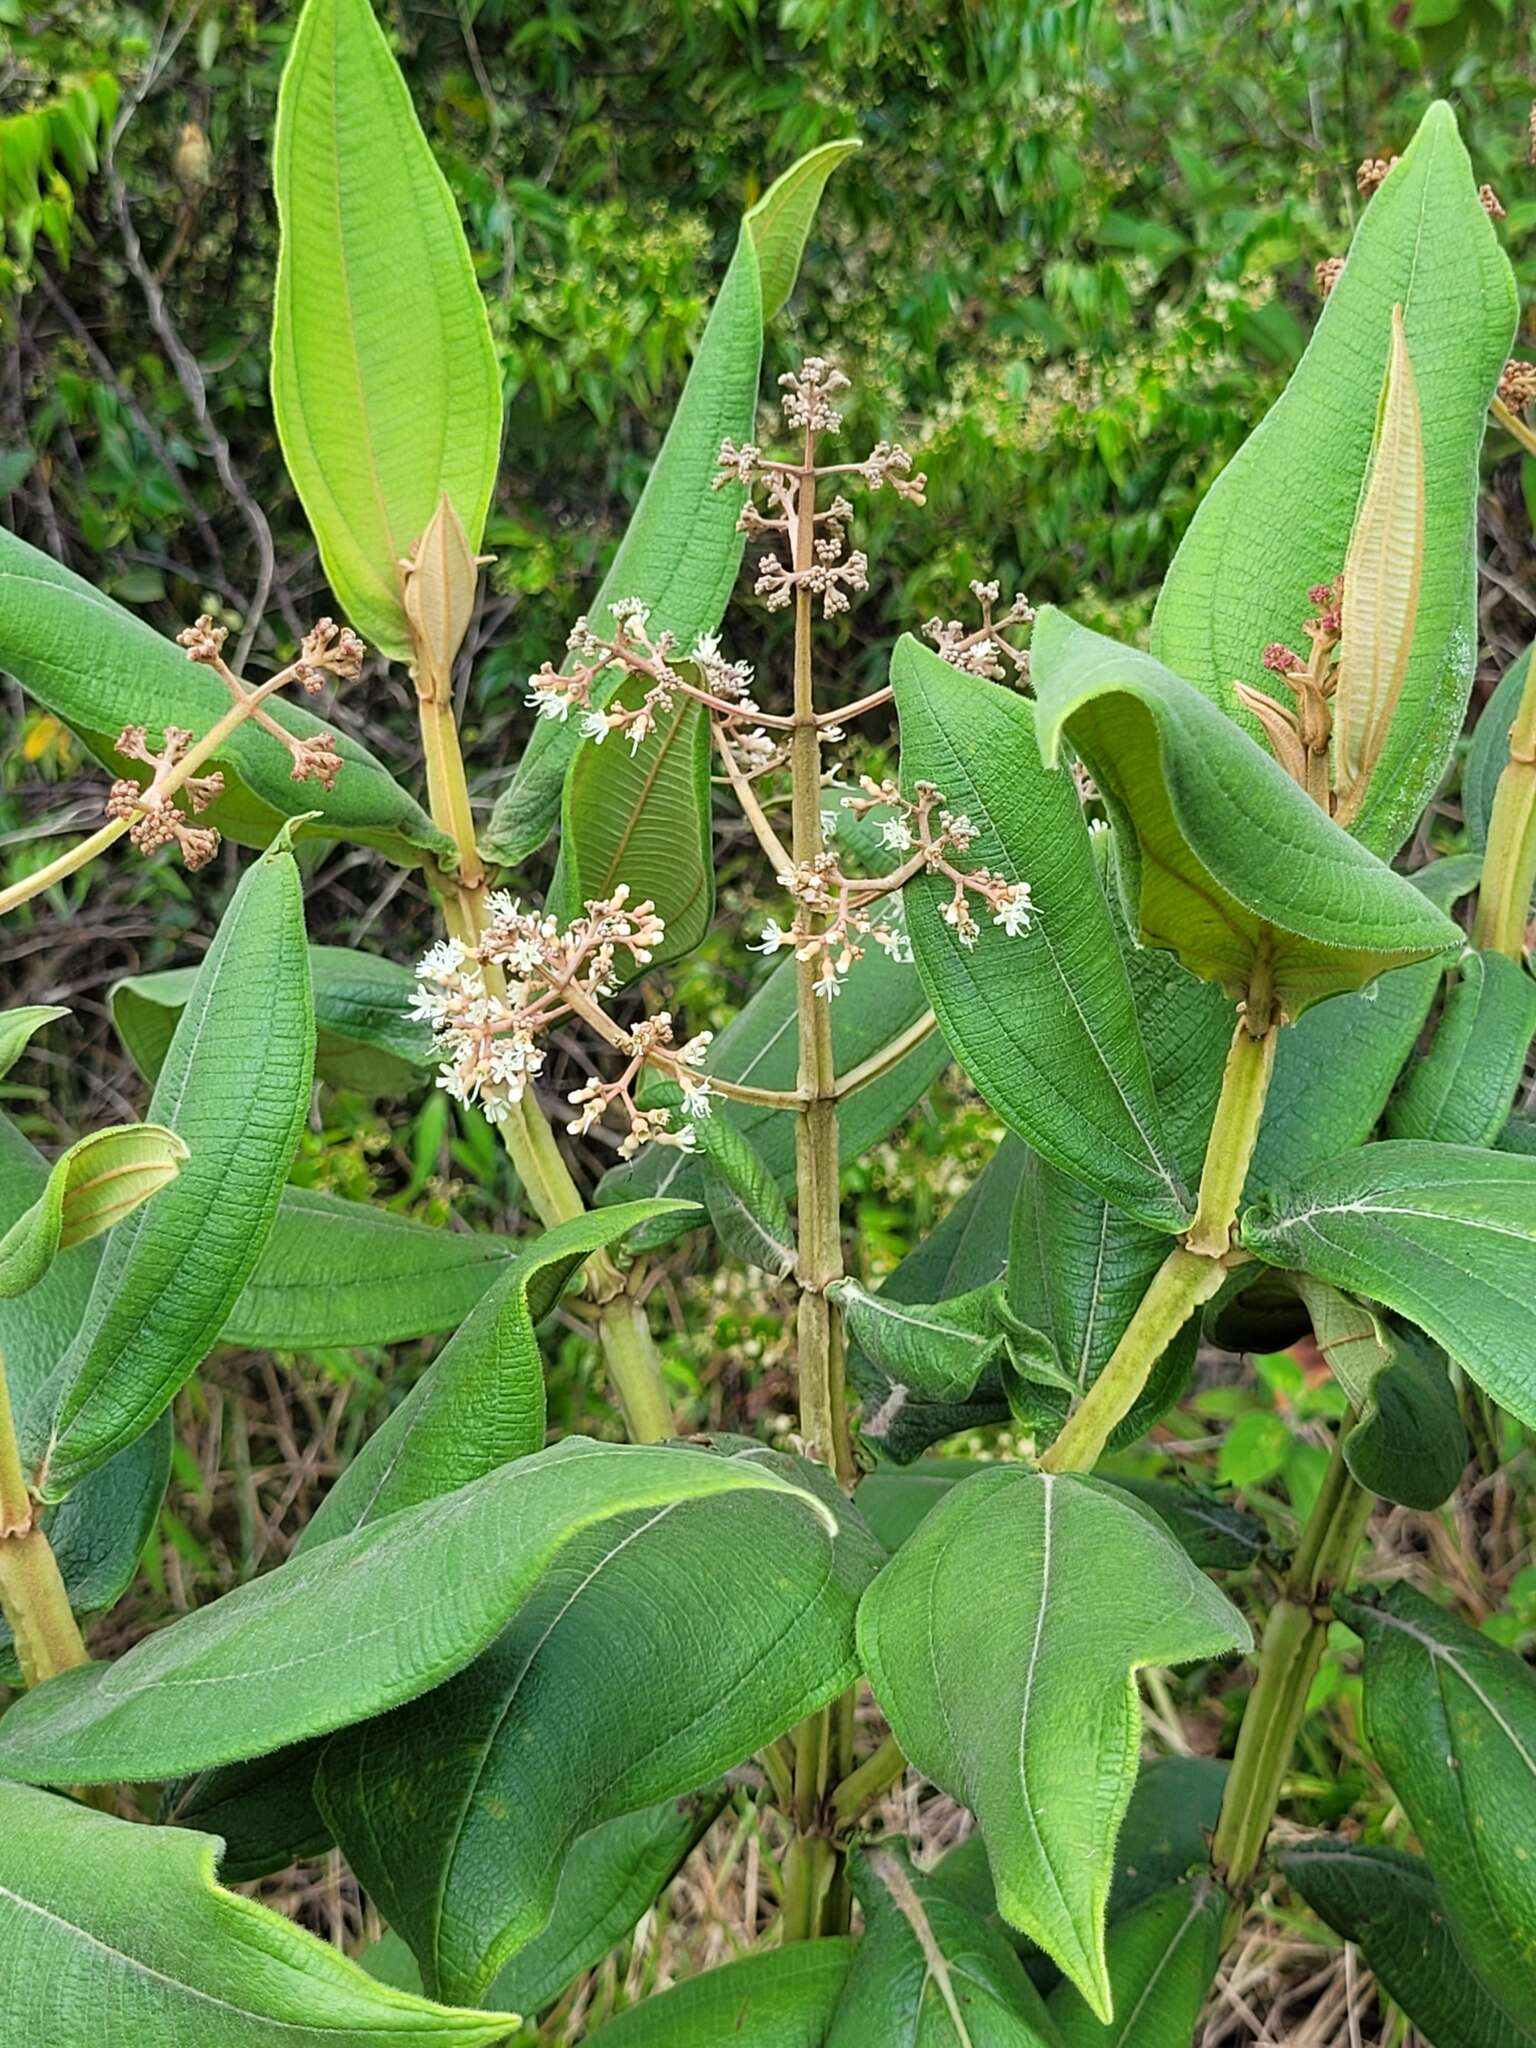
[0,1118,169,1682]
[115,945,432,1096]
[0,527,452,868]
[1282,1840,1536,2048]
[0,1783,516,2047]
[1337,1583,1536,2021]
[826,1840,1061,2047]
[36,831,315,1500]
[891,634,1189,1231]
[0,1122,187,1299]
[1150,100,1516,857]
[1240,1140,1536,1427]
[271,0,502,660]
[1384,947,1536,1147]
[316,1446,880,2001]
[485,139,859,865]
[0,1438,836,1788]
[856,1464,1250,2019]
[1031,608,1460,1017]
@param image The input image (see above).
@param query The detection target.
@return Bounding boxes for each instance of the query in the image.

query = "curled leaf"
[0,1124,188,1301]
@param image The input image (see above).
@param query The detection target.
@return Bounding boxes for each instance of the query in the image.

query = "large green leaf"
[891,635,1188,1230]
[857,1465,1250,2019]
[33,835,313,1507]
[1337,1582,1536,2019]
[827,1841,1062,2047]
[115,945,432,1096]
[547,672,714,978]
[0,1122,186,1299]
[317,1446,880,2001]
[1385,948,1536,1146]
[1283,1841,1536,2048]
[0,1119,169,1682]
[0,1438,832,1787]
[1151,101,1517,857]
[222,1187,514,1351]
[362,1789,725,2015]
[832,1275,1012,1403]
[301,1200,690,1547]
[271,0,501,660]
[1031,609,1460,1016]
[1045,1880,1226,2047]
[0,1783,515,2046]
[1240,1140,1536,1427]
[162,1743,335,1884]
[34,837,315,1500]
[582,1942,856,2047]
[1466,647,1532,854]
[0,527,450,868]
[484,139,857,864]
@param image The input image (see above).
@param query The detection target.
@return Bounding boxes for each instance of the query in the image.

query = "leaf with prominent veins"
[856,1466,1250,2020]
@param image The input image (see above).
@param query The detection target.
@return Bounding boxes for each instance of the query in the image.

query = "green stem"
[0,1347,88,1688]
[1472,650,1536,962]
[1185,1014,1278,1258]
[1211,1421,1373,1895]
[829,1731,907,1829]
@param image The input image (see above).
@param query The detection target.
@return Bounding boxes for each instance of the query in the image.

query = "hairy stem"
[410,657,673,1443]
[1211,1422,1373,1896]
[829,1730,907,1829]
[1472,650,1536,961]
[1043,991,1281,1474]
[0,1349,88,1688]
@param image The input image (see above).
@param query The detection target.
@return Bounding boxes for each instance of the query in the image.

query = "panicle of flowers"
[751,775,1035,996]
[1498,360,1536,414]
[1315,256,1344,301]
[105,612,360,872]
[411,885,712,1156]
[923,579,1035,682]
[778,357,849,435]
[524,601,765,759]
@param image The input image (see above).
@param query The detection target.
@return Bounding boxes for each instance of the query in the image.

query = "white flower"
[821,809,840,838]
[813,963,842,1000]
[750,918,788,955]
[992,881,1034,939]
[681,1076,713,1119]
[679,1031,714,1067]
[580,710,610,744]
[527,681,572,721]
[878,817,913,853]
[416,938,466,983]
[1088,818,1110,837]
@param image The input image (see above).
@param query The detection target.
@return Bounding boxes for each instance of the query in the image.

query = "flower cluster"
[1237,577,1344,797]
[105,725,223,870]
[751,776,1035,997]
[923,580,1034,681]
[1314,256,1345,301]
[1355,155,1397,196]
[178,612,358,792]
[411,886,711,1156]
[1499,360,1536,414]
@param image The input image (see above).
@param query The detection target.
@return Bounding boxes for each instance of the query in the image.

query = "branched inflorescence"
[464,357,1040,1154]
[104,614,363,871]
[1234,577,1343,809]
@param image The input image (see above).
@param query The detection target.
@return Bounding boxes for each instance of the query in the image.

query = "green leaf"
[1045,1880,1227,2047]
[271,0,501,660]
[162,1745,335,1885]
[828,1841,1063,2047]
[361,1790,727,2017]
[0,1783,516,2046]
[0,1438,832,1788]
[693,1114,796,1276]
[856,1460,1268,1574]
[484,141,857,865]
[1290,1276,1465,1509]
[1385,949,1536,1146]
[222,1186,515,1351]
[0,527,451,869]
[1031,609,1460,1017]
[1466,647,1532,853]
[832,1275,1010,1403]
[0,1122,187,1299]
[857,1466,1251,2018]
[849,1141,1025,1463]
[580,1942,856,2047]
[317,1445,880,2001]
[115,946,432,1096]
[1240,1140,1536,1427]
[1282,1841,1536,2048]
[0,1003,67,1080]
[1336,1582,1536,2019]
[0,1118,168,1683]
[1151,101,1517,856]
[36,838,315,1499]
[301,1200,691,1547]
[891,635,1188,1230]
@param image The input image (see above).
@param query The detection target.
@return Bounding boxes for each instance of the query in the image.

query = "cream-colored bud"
[400,492,492,705]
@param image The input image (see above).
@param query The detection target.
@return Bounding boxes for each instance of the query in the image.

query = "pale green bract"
[271,0,502,659]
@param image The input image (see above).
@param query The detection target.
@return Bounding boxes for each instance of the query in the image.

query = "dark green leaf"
[892,634,1189,1230]
[833,1275,1010,1402]
[161,1746,334,1885]
[579,1942,855,2047]
[1151,101,1517,856]
[1385,949,1536,1146]
[693,1114,796,1276]
[1466,647,1532,854]
[1046,1880,1226,2046]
